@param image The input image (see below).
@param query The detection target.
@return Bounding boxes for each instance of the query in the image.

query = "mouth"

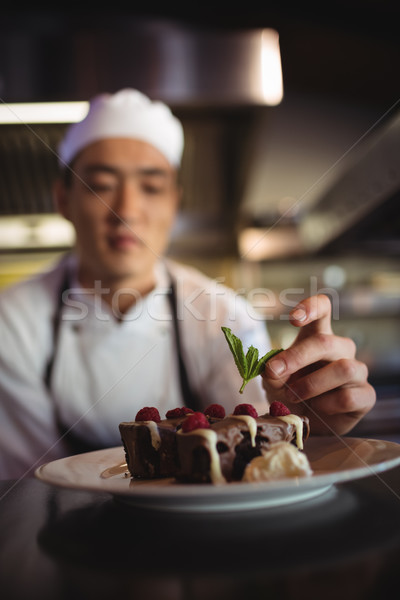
[108,231,143,251]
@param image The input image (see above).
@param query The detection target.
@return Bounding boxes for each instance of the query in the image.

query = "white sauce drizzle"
[277,414,304,449]
[179,428,226,484]
[133,421,161,450]
[229,415,257,447]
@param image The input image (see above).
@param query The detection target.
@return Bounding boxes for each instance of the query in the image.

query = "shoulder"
[165,259,268,340]
[166,259,219,289]
[166,259,238,313]
[0,253,71,337]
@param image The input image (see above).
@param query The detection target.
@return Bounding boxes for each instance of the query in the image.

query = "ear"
[52,178,71,221]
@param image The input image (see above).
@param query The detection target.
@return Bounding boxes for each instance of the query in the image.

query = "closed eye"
[84,178,119,195]
[141,182,166,195]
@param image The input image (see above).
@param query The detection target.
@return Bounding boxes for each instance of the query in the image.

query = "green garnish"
[221,326,283,394]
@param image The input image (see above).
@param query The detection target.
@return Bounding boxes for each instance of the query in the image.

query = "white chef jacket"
[0,252,271,479]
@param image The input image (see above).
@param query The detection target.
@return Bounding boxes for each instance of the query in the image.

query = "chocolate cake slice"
[119,412,188,479]
[176,413,310,483]
[119,404,310,484]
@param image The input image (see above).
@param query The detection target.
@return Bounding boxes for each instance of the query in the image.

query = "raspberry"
[181,412,210,433]
[135,407,161,422]
[165,407,194,419]
[233,403,258,418]
[204,404,226,419]
[269,401,291,417]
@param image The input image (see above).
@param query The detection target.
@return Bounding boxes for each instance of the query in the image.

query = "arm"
[261,294,376,435]
[0,292,69,480]
[0,367,70,480]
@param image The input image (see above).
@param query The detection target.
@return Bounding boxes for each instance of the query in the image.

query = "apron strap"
[167,274,202,412]
[43,269,70,390]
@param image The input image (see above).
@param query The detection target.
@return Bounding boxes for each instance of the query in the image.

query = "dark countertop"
[1,461,400,600]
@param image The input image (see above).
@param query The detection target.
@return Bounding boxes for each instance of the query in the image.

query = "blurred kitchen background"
[0,3,399,437]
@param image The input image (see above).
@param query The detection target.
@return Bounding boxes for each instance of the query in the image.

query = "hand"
[262,294,376,435]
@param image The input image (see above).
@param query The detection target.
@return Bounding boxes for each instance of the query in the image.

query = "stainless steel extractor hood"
[299,109,400,255]
[0,19,283,107]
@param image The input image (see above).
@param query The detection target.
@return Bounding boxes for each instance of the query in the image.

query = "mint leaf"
[222,327,283,393]
[221,326,248,380]
[255,348,284,376]
[246,346,259,375]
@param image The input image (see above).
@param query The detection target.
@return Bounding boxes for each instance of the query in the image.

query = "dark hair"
[60,166,73,188]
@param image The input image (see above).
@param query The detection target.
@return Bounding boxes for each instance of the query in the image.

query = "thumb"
[290,294,333,338]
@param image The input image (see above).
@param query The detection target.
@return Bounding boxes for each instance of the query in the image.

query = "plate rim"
[34,436,400,509]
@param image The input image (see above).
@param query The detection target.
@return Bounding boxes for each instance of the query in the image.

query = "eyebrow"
[82,164,171,178]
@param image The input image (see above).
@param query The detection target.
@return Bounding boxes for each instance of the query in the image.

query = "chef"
[0,89,375,479]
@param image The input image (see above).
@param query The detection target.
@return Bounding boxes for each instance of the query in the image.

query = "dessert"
[119,406,193,479]
[242,441,313,482]
[119,402,310,484]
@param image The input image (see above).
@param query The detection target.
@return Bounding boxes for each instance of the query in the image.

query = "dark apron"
[44,266,202,454]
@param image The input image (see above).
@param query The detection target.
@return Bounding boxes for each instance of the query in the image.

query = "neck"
[77,267,158,316]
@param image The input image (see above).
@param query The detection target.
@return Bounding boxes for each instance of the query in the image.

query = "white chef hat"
[58,89,184,167]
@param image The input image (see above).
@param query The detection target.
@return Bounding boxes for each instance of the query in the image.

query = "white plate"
[35,437,400,512]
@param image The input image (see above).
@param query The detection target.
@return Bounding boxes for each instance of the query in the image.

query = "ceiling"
[0,2,399,108]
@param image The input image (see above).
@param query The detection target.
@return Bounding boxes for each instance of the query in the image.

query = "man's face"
[57,137,180,286]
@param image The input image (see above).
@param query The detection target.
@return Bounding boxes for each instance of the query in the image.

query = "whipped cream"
[242,441,313,482]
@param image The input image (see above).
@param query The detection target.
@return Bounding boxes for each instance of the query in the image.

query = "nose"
[112,177,143,223]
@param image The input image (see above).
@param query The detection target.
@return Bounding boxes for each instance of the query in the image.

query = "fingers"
[295,383,376,435]
[261,292,376,436]
[283,359,369,404]
[263,355,368,405]
[264,333,357,381]
[263,375,376,435]
[264,294,343,380]
[289,294,333,336]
